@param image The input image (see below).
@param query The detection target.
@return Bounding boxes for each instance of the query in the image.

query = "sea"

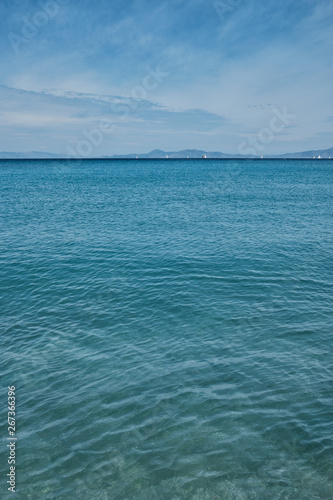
[0,159,332,499]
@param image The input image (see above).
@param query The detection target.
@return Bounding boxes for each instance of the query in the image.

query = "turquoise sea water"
[0,159,332,499]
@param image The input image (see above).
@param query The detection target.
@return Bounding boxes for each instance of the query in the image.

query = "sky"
[0,0,332,156]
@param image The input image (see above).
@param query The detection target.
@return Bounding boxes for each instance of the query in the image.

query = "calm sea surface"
[0,159,332,499]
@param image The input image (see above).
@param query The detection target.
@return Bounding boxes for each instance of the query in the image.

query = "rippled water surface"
[0,159,333,499]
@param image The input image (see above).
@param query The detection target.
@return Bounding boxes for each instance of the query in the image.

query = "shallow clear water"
[0,159,332,499]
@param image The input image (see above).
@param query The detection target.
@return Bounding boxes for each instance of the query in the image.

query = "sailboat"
[202,154,207,159]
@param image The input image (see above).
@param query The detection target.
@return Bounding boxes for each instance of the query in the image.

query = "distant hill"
[1,147,333,159]
[107,147,333,159]
[107,149,252,159]
[274,147,333,159]
[0,151,63,159]
[106,149,249,159]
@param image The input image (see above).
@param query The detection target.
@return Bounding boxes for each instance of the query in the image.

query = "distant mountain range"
[1,147,333,159]
[0,151,65,159]
[104,149,248,159]
[273,147,333,159]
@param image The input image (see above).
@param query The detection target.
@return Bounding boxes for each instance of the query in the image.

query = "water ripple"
[0,159,332,499]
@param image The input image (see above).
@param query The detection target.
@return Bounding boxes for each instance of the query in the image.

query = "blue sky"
[0,0,332,155]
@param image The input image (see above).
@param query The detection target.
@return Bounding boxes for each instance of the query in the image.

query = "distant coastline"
[1,146,332,160]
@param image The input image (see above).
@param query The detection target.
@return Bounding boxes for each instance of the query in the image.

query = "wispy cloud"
[0,0,332,154]
[0,85,230,155]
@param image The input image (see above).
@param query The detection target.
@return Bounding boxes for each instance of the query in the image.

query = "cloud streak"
[0,0,332,154]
